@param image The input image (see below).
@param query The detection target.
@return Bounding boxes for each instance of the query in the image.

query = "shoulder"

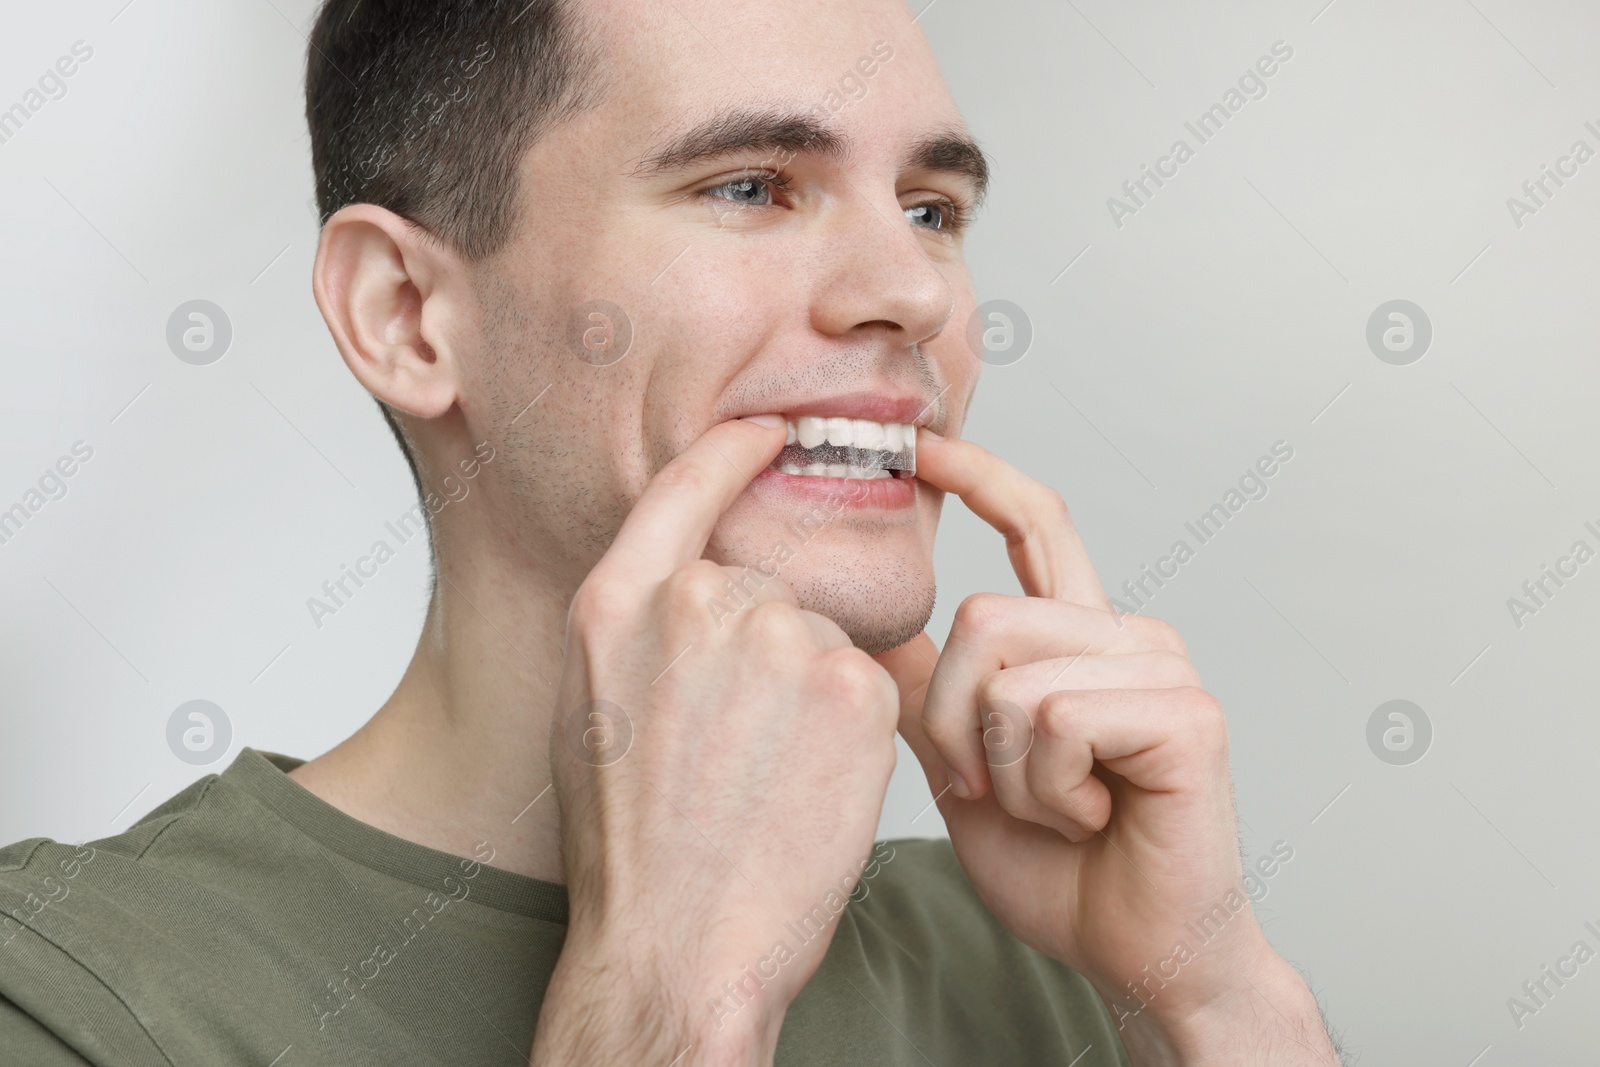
[0,832,180,1065]
[0,765,218,883]
[0,770,219,940]
[0,770,225,955]
[0,771,244,1066]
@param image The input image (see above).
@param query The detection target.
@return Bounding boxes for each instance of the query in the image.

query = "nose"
[809,192,955,348]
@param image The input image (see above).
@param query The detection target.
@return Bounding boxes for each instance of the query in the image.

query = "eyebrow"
[907,127,990,205]
[632,106,990,203]
[633,109,846,175]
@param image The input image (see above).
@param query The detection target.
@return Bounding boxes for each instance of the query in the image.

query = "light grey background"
[3,0,1597,1061]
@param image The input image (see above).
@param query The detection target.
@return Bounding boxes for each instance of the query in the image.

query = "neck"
[287,531,573,884]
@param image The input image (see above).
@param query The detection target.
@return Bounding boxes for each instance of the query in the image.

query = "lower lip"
[753,467,917,508]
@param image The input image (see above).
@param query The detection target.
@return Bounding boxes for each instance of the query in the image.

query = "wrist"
[1100,935,1340,1067]
[531,924,792,1066]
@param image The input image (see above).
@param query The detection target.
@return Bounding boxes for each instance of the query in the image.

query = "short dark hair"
[304,0,602,509]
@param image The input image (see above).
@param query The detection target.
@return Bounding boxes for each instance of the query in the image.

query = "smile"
[772,416,917,479]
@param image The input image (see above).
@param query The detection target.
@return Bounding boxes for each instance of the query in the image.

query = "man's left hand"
[874,431,1340,1066]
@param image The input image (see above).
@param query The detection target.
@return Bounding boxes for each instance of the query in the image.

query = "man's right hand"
[529,414,903,1067]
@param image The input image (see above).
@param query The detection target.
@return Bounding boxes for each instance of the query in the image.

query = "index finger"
[914,430,1110,608]
[598,414,787,585]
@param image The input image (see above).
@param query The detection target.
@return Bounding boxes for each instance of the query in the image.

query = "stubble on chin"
[749,558,936,656]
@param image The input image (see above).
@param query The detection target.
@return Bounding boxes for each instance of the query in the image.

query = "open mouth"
[771,417,916,479]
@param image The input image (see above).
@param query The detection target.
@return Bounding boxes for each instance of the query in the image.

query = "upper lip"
[740,391,939,427]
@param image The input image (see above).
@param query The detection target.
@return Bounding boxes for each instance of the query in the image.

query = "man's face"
[461,0,984,653]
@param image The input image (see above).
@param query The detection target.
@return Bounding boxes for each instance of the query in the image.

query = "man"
[0,0,1345,1063]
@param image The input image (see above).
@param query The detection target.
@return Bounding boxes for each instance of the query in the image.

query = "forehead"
[580,0,965,156]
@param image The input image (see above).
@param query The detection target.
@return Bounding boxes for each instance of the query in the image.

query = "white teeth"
[781,417,915,453]
[777,415,916,483]
[796,416,827,449]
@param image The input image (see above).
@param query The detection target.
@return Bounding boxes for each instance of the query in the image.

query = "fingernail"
[919,427,943,441]
[946,769,970,798]
[740,414,784,429]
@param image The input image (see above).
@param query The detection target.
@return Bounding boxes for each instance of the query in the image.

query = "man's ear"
[311,204,470,421]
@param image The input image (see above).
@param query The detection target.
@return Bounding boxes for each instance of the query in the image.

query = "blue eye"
[709,177,773,206]
[905,203,946,230]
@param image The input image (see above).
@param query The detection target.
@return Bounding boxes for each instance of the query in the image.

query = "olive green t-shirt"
[0,748,1129,1066]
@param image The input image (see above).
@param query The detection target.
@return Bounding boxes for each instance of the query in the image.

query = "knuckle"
[821,650,896,714]
[743,599,810,647]
[1149,649,1201,687]
[975,672,1017,712]
[1175,686,1228,752]
[569,577,633,634]
[1131,613,1188,654]
[952,591,1010,640]
[1010,483,1073,546]
[1037,690,1079,739]
[662,560,729,610]
[1037,484,1074,525]
[920,709,964,753]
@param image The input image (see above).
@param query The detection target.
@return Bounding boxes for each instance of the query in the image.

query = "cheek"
[571,360,658,504]
[467,298,647,546]
[636,245,791,450]
[658,240,794,351]
[931,336,982,433]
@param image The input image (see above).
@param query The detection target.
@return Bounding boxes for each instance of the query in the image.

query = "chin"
[706,485,939,653]
[734,545,937,655]
[797,573,936,655]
